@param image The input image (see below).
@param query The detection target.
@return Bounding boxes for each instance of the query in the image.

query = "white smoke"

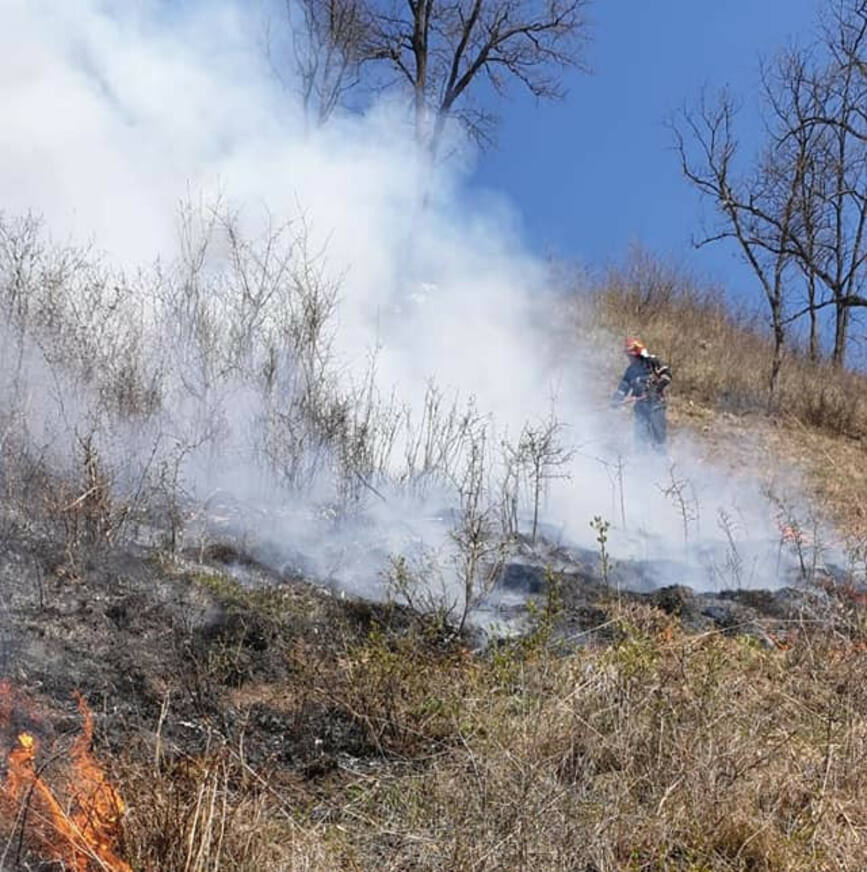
[0,0,832,608]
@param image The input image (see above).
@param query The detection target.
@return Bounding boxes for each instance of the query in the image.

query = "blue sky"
[469,0,820,292]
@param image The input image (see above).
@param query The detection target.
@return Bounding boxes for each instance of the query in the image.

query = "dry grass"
[103,603,867,871]
[670,403,867,542]
[571,247,867,540]
[575,248,867,438]
[6,227,867,869]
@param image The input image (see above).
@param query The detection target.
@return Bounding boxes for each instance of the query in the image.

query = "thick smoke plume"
[0,0,831,620]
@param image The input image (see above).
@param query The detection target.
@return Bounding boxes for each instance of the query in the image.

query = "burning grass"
[26,598,867,872]
[0,681,131,872]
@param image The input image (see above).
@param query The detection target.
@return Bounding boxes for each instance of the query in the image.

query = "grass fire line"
[1,680,132,872]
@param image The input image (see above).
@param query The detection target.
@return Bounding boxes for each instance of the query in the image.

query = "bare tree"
[366,0,592,160]
[672,91,808,409]
[764,48,829,364]
[675,2,867,372]
[757,3,867,368]
[268,0,372,128]
[792,0,867,367]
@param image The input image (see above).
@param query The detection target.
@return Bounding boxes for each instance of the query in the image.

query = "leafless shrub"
[519,411,574,543]
[387,412,515,632]
[450,425,508,634]
[714,508,748,589]
[401,384,484,498]
[764,487,830,587]
[385,549,453,621]
[0,205,577,604]
[589,514,611,588]
[499,434,522,540]
[500,411,573,543]
[658,463,700,545]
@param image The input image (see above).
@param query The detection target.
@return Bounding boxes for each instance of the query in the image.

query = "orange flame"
[1,680,132,872]
[779,523,807,545]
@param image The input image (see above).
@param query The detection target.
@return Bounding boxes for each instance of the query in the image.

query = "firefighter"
[611,337,672,451]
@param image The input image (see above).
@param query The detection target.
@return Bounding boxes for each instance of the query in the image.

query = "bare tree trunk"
[769,310,785,412]
[807,273,820,362]
[531,459,542,543]
[808,311,819,362]
[414,83,427,149]
[428,107,448,164]
[411,0,430,150]
[833,301,850,367]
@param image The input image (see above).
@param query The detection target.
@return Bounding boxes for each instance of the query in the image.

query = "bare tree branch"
[268,0,374,128]
[367,0,592,160]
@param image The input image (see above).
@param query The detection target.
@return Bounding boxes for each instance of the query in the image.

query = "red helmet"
[624,336,646,357]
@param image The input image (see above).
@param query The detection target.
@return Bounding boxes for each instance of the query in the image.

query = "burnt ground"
[0,520,860,815]
[484,533,858,652]
[0,527,414,774]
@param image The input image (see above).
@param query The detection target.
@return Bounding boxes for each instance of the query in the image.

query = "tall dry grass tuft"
[574,247,867,437]
[96,598,867,871]
[118,739,335,872]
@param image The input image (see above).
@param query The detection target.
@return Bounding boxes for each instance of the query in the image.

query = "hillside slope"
[2,249,867,870]
[2,512,866,871]
[577,252,867,544]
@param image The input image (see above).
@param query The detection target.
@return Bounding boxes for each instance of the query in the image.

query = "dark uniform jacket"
[612,353,672,409]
